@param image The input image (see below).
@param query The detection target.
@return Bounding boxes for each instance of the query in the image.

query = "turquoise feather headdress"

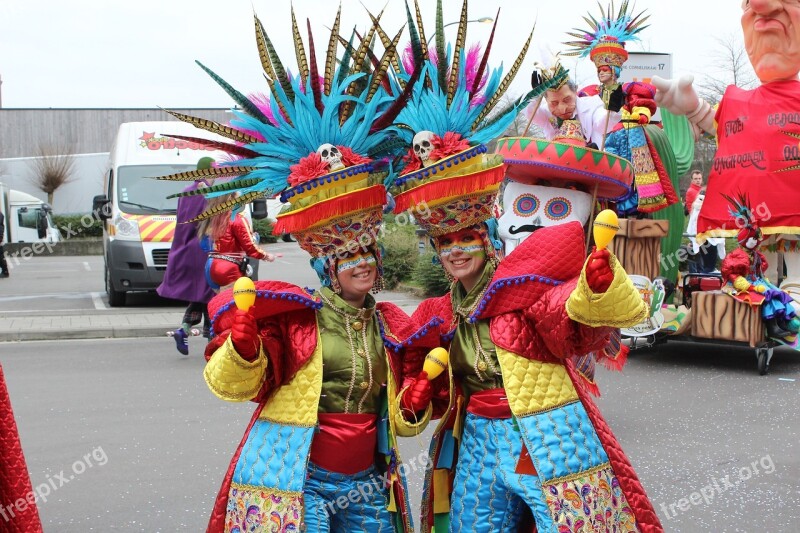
[562,0,650,67]
[153,7,414,227]
[386,0,570,238]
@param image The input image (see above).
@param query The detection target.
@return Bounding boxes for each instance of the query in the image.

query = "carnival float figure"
[564,1,678,216]
[721,194,800,341]
[386,2,663,531]
[155,8,437,531]
[527,56,622,148]
[653,0,800,282]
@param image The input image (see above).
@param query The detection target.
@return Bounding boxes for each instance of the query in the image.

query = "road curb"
[0,327,172,342]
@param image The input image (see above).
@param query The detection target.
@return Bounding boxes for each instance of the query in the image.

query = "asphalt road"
[1,245,799,531]
[0,242,328,315]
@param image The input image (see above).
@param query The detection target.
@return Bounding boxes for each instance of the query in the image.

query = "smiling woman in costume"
[387,2,663,531]
[155,7,437,531]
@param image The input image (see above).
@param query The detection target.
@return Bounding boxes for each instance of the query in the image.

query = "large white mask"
[498,182,592,255]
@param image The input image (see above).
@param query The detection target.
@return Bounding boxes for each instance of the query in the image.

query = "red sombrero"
[496,137,633,199]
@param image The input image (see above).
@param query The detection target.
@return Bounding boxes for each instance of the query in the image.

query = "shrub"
[379,222,419,289]
[52,214,103,239]
[251,218,278,243]
[414,252,451,297]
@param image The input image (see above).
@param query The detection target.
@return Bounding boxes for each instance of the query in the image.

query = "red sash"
[309,413,377,475]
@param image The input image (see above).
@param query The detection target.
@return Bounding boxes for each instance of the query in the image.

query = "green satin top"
[449,262,504,401]
[316,287,387,414]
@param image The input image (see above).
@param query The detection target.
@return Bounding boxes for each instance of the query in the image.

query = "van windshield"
[117,164,196,215]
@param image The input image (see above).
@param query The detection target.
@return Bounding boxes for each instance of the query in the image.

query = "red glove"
[586,248,614,293]
[400,371,433,416]
[230,309,259,360]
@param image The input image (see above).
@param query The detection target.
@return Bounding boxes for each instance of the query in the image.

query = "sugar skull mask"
[498,182,592,255]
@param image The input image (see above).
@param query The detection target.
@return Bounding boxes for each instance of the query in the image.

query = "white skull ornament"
[413,131,436,167]
[498,182,592,256]
[317,143,344,171]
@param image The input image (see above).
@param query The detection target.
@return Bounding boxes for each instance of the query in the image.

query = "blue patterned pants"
[303,463,396,532]
[449,414,541,533]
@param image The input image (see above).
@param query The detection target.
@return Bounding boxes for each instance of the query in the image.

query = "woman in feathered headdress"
[385,2,662,532]
[564,0,678,216]
[155,8,439,531]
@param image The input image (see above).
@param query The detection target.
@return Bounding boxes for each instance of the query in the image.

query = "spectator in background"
[198,194,277,293]
[687,187,726,274]
[157,157,217,356]
[684,169,703,215]
[0,211,8,278]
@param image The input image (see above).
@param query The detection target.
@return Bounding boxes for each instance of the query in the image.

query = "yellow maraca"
[423,348,449,380]
[232,276,256,312]
[592,209,620,251]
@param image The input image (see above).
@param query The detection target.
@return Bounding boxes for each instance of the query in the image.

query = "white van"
[93,121,267,306]
[0,183,61,244]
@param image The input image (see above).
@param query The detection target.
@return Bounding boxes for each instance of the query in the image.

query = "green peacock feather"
[160,109,260,144]
[472,28,534,126]
[435,0,447,90]
[446,0,469,108]
[291,7,309,86]
[166,177,263,198]
[255,15,295,102]
[155,166,256,182]
[190,191,265,223]
[195,61,271,124]
[323,6,341,96]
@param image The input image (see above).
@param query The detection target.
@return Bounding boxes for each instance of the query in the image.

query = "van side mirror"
[93,195,112,221]
[36,209,48,239]
[251,198,268,220]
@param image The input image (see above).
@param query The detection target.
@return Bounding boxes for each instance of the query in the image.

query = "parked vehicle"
[92,121,267,307]
[0,183,61,244]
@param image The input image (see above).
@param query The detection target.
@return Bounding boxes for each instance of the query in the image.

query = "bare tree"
[28,144,76,206]
[697,33,758,105]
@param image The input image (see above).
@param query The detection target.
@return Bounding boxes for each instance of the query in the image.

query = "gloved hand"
[400,371,433,416]
[231,309,259,360]
[607,85,625,113]
[531,70,544,91]
[652,74,700,116]
[586,248,614,293]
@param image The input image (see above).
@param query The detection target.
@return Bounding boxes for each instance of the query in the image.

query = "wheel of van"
[105,264,126,307]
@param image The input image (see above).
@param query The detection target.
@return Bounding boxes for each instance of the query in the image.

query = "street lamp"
[426,17,494,46]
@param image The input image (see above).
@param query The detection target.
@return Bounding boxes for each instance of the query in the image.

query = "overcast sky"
[0,0,746,109]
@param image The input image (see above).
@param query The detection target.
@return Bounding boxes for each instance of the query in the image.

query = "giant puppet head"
[498,182,593,255]
[741,0,800,82]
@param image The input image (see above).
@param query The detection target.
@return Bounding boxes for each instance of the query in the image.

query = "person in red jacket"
[198,194,276,291]
[684,169,704,214]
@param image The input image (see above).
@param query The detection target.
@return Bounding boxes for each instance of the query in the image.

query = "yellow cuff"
[391,385,432,437]
[203,336,267,402]
[566,253,648,328]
